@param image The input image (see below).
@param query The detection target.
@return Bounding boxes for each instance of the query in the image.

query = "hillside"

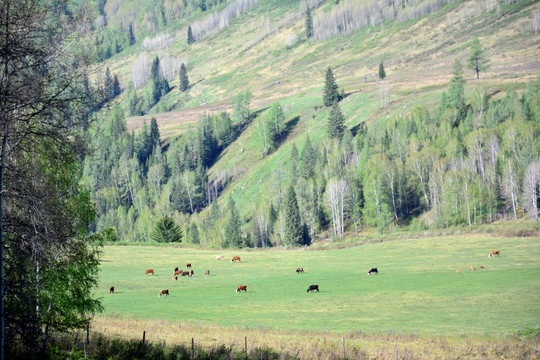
[82,0,540,245]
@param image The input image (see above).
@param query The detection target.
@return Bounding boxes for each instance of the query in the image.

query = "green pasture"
[98,235,540,335]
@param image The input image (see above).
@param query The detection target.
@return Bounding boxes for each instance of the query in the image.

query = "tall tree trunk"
[0,126,8,360]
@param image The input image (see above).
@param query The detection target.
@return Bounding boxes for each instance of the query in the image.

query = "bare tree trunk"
[0,126,7,360]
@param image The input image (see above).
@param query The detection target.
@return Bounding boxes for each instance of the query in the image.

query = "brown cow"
[158,289,169,297]
[205,270,210,276]
[215,255,224,261]
[231,256,241,262]
[181,271,189,276]
[173,267,179,275]
[174,270,182,276]
[145,268,154,276]
[172,276,178,281]
[236,285,247,293]
[186,263,192,269]
[296,267,304,273]
[189,269,194,277]
[109,286,115,293]
[488,250,500,258]
[467,265,476,271]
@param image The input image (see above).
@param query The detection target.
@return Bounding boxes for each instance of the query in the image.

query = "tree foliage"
[467,37,490,80]
[323,67,340,107]
[151,216,182,243]
[179,63,189,92]
[378,62,386,80]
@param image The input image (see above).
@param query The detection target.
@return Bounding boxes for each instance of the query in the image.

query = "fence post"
[342,337,345,359]
[191,337,194,359]
[245,336,247,353]
[142,330,146,344]
[395,346,398,360]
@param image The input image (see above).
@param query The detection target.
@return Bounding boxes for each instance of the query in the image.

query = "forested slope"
[79,0,540,246]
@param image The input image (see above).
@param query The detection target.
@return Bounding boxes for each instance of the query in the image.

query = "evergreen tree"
[284,185,303,246]
[323,67,340,107]
[187,25,194,44]
[305,6,313,38]
[290,144,299,184]
[225,195,242,247]
[128,23,136,45]
[378,62,386,80]
[327,101,345,140]
[113,74,121,97]
[179,63,189,92]
[467,36,490,80]
[188,222,200,244]
[448,58,466,111]
[150,117,161,148]
[151,216,182,243]
[300,135,316,179]
[104,67,114,100]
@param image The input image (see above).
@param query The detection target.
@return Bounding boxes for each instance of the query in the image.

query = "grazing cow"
[109,286,115,294]
[488,250,500,258]
[215,255,224,261]
[189,269,194,277]
[181,271,189,276]
[231,256,241,262]
[296,267,304,273]
[174,270,182,276]
[368,268,378,275]
[158,289,169,297]
[467,265,476,271]
[307,285,319,293]
[145,268,154,276]
[186,263,192,269]
[205,270,210,276]
[172,275,178,281]
[236,285,247,293]
[174,267,179,275]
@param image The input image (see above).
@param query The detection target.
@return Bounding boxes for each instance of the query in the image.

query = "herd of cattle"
[107,250,501,297]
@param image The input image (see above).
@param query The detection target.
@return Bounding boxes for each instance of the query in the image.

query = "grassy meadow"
[97,234,540,337]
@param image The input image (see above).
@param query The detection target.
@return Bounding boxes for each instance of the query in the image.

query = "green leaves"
[151,216,182,243]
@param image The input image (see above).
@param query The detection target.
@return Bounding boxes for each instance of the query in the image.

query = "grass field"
[97,234,540,337]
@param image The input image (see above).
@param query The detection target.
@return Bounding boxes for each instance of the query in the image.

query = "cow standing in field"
[181,271,189,276]
[307,285,319,293]
[368,268,378,275]
[186,263,192,269]
[189,269,194,277]
[296,267,304,273]
[205,270,210,276]
[231,256,241,262]
[236,285,247,293]
[174,270,182,276]
[489,250,500,257]
[145,268,154,276]
[109,286,115,294]
[215,255,224,261]
[172,276,178,281]
[173,267,179,275]
[158,289,169,297]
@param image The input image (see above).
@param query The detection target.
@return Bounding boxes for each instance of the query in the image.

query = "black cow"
[368,268,378,275]
[307,285,319,293]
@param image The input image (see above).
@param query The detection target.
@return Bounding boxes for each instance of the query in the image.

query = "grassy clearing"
[97,234,540,336]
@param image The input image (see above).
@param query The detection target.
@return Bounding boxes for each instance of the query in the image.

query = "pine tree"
[104,67,114,100]
[150,117,161,149]
[128,23,136,45]
[300,135,316,179]
[448,58,466,111]
[290,144,299,184]
[284,185,303,246]
[305,6,313,38]
[151,216,182,243]
[467,36,490,80]
[327,101,345,140]
[323,67,340,107]
[179,63,189,92]
[113,75,121,97]
[187,25,194,45]
[225,195,242,247]
[378,62,386,80]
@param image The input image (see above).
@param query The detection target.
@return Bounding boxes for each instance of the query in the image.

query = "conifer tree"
[327,101,345,140]
[104,67,114,100]
[290,144,299,184]
[449,58,466,111]
[128,23,136,45]
[225,195,242,247]
[378,62,386,80]
[179,63,189,92]
[467,36,490,80]
[300,135,316,179]
[305,6,313,38]
[284,185,303,246]
[113,75,121,97]
[151,216,182,243]
[187,25,194,45]
[323,67,340,107]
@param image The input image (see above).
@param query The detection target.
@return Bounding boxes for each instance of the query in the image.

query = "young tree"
[378,62,386,80]
[284,185,303,246]
[104,67,114,100]
[467,36,490,80]
[448,58,466,111]
[327,102,345,140]
[233,90,252,123]
[323,67,340,107]
[113,75,121,97]
[179,63,189,92]
[305,6,313,38]
[151,216,182,243]
[225,195,242,247]
[187,25,195,44]
[290,144,299,185]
